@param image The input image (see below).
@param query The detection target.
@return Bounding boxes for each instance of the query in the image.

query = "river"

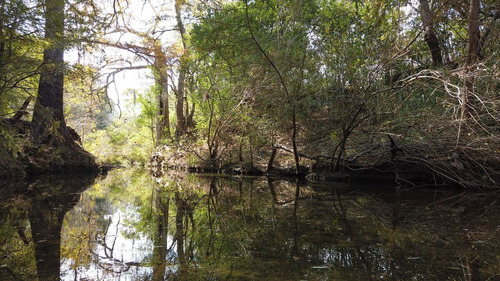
[0,168,499,280]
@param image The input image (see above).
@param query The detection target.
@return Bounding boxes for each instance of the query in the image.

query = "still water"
[0,168,499,280]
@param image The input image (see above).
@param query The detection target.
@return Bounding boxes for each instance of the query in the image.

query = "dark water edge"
[0,174,97,281]
[0,168,499,281]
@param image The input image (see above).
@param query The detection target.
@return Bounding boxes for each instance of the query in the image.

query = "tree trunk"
[479,11,499,59]
[13,96,32,120]
[463,0,480,118]
[175,69,186,136]
[466,0,481,66]
[175,193,186,269]
[0,0,6,70]
[209,143,218,169]
[291,108,300,175]
[175,0,187,137]
[238,136,244,162]
[32,0,66,140]
[186,101,195,130]
[249,136,254,166]
[267,146,277,172]
[152,191,169,281]
[418,0,442,66]
[333,125,348,173]
[153,42,170,141]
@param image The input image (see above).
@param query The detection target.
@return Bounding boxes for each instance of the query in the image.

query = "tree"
[418,0,442,66]
[153,41,171,141]
[464,0,480,105]
[32,0,67,142]
[174,0,190,137]
[0,0,43,118]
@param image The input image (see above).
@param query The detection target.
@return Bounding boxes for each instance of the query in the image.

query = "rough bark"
[186,101,195,130]
[466,0,481,66]
[418,0,443,66]
[462,0,480,120]
[32,0,66,140]
[0,0,5,68]
[153,42,170,141]
[25,0,97,174]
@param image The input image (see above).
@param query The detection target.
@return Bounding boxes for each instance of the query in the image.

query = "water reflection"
[0,174,96,281]
[1,169,499,280]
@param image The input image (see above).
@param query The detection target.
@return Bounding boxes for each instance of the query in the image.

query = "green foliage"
[0,125,24,158]
[84,118,154,165]
[187,0,500,170]
[0,0,44,118]
[0,0,498,184]
[82,87,158,165]
[65,64,112,131]
[0,207,37,280]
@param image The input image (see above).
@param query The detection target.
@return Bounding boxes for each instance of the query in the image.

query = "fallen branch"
[12,96,33,120]
[273,144,332,161]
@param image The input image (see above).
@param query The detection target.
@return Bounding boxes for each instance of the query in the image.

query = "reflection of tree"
[204,177,220,263]
[5,169,495,280]
[0,175,96,281]
[152,188,170,281]
[61,186,112,278]
[174,191,195,271]
[29,198,68,281]
[29,176,96,281]
[0,194,36,280]
[63,168,163,279]
[332,187,500,280]
[59,170,498,281]
[291,179,300,258]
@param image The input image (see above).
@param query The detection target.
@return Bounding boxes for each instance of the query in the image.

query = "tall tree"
[464,0,480,116]
[32,0,66,141]
[418,0,443,66]
[153,41,171,141]
[460,0,480,135]
[175,0,187,137]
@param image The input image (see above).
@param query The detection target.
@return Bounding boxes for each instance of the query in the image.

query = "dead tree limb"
[12,96,32,120]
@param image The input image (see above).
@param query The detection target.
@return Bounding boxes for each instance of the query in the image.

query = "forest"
[1,1,500,280]
[0,0,499,189]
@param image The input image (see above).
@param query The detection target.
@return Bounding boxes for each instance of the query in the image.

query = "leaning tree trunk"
[418,0,442,66]
[32,0,66,142]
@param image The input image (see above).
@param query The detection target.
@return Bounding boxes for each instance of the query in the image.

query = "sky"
[67,0,180,118]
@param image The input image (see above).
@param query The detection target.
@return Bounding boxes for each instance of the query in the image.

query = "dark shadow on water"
[0,174,97,281]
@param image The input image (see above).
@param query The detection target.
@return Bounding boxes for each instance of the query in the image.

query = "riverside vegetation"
[0,0,499,189]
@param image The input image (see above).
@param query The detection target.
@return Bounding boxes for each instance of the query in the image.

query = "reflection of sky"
[54,170,500,280]
[61,187,175,280]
